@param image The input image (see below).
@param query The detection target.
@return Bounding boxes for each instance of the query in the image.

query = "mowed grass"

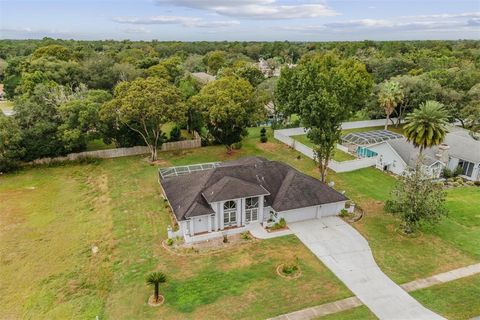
[411,274,480,319]
[318,306,377,320]
[0,133,352,319]
[1,127,478,319]
[291,134,356,162]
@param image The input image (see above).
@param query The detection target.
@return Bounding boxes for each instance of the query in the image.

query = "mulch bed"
[148,294,165,307]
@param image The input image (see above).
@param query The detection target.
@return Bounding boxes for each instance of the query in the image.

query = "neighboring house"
[160,157,348,242]
[365,128,480,181]
[190,72,215,84]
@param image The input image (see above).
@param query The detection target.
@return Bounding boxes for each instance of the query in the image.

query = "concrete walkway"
[270,261,480,320]
[249,223,293,239]
[288,217,444,320]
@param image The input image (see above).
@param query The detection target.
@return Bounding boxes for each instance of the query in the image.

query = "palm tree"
[378,81,404,130]
[146,271,167,303]
[403,101,449,153]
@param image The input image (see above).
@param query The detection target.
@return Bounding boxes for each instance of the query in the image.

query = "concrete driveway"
[288,217,445,320]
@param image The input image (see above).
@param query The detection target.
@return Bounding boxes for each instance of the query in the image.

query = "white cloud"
[113,15,239,28]
[155,0,338,19]
[281,11,480,33]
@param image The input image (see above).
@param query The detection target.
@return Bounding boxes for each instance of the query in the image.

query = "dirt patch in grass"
[257,141,280,152]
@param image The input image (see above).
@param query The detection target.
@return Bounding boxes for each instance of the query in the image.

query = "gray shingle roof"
[160,157,348,221]
[387,138,440,166]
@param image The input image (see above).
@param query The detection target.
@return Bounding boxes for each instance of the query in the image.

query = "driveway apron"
[288,217,445,320]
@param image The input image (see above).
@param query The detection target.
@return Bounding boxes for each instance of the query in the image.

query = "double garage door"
[279,202,345,223]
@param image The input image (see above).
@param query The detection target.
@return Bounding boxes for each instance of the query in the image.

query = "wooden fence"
[30,131,201,165]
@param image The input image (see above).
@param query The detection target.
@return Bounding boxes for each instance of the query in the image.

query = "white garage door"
[279,206,318,223]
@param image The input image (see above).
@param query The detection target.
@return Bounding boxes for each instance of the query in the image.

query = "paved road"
[288,217,445,320]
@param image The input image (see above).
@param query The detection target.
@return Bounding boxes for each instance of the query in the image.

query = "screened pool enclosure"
[342,130,402,146]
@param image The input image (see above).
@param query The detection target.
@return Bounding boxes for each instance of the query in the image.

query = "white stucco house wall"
[159,157,348,243]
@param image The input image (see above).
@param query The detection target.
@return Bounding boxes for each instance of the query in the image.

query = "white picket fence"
[273,119,390,173]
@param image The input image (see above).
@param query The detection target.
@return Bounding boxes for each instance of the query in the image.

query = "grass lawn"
[291,134,356,162]
[1,127,478,319]
[411,274,480,319]
[0,132,352,319]
[86,139,116,151]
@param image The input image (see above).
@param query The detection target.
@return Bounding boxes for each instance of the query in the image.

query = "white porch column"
[208,215,212,232]
[189,219,194,235]
[258,195,264,222]
[236,198,242,227]
[220,201,225,230]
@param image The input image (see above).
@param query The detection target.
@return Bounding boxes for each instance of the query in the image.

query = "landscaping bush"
[281,263,299,275]
[339,208,349,217]
[475,181,480,187]
[240,232,252,240]
[232,141,242,150]
[466,181,475,186]
[271,217,286,230]
[441,167,453,179]
[166,238,174,246]
[169,126,182,142]
[454,166,464,177]
[260,127,268,143]
[223,235,228,243]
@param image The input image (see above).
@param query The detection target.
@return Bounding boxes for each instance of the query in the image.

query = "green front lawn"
[291,134,356,162]
[0,135,351,319]
[1,126,478,319]
[411,274,480,319]
[318,306,377,320]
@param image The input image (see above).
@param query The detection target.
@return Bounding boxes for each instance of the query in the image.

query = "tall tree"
[403,100,449,153]
[0,114,25,172]
[191,76,260,153]
[58,90,112,152]
[385,163,448,234]
[277,53,373,181]
[378,80,404,130]
[102,77,185,161]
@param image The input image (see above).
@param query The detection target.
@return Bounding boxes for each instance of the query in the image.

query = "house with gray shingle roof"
[365,127,480,181]
[159,157,348,242]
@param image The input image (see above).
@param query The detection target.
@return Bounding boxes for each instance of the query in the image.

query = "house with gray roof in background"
[159,157,348,243]
[365,127,480,181]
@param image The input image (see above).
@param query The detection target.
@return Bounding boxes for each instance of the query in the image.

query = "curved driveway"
[288,217,445,320]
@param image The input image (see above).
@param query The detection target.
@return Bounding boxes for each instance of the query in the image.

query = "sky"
[0,0,479,41]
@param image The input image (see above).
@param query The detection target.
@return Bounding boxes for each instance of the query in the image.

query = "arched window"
[223,201,237,227]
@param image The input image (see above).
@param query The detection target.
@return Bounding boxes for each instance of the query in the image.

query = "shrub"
[474,181,480,186]
[271,217,287,230]
[441,167,453,179]
[339,208,349,217]
[465,181,475,186]
[282,263,299,275]
[169,126,182,142]
[240,232,252,240]
[223,235,228,243]
[260,127,268,143]
[166,238,174,246]
[232,141,242,150]
[454,166,464,177]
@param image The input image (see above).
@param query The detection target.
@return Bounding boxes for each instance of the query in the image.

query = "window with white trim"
[458,159,474,177]
[223,200,237,227]
[245,197,259,223]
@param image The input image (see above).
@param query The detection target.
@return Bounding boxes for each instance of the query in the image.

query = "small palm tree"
[403,100,449,153]
[378,81,404,130]
[146,271,167,303]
